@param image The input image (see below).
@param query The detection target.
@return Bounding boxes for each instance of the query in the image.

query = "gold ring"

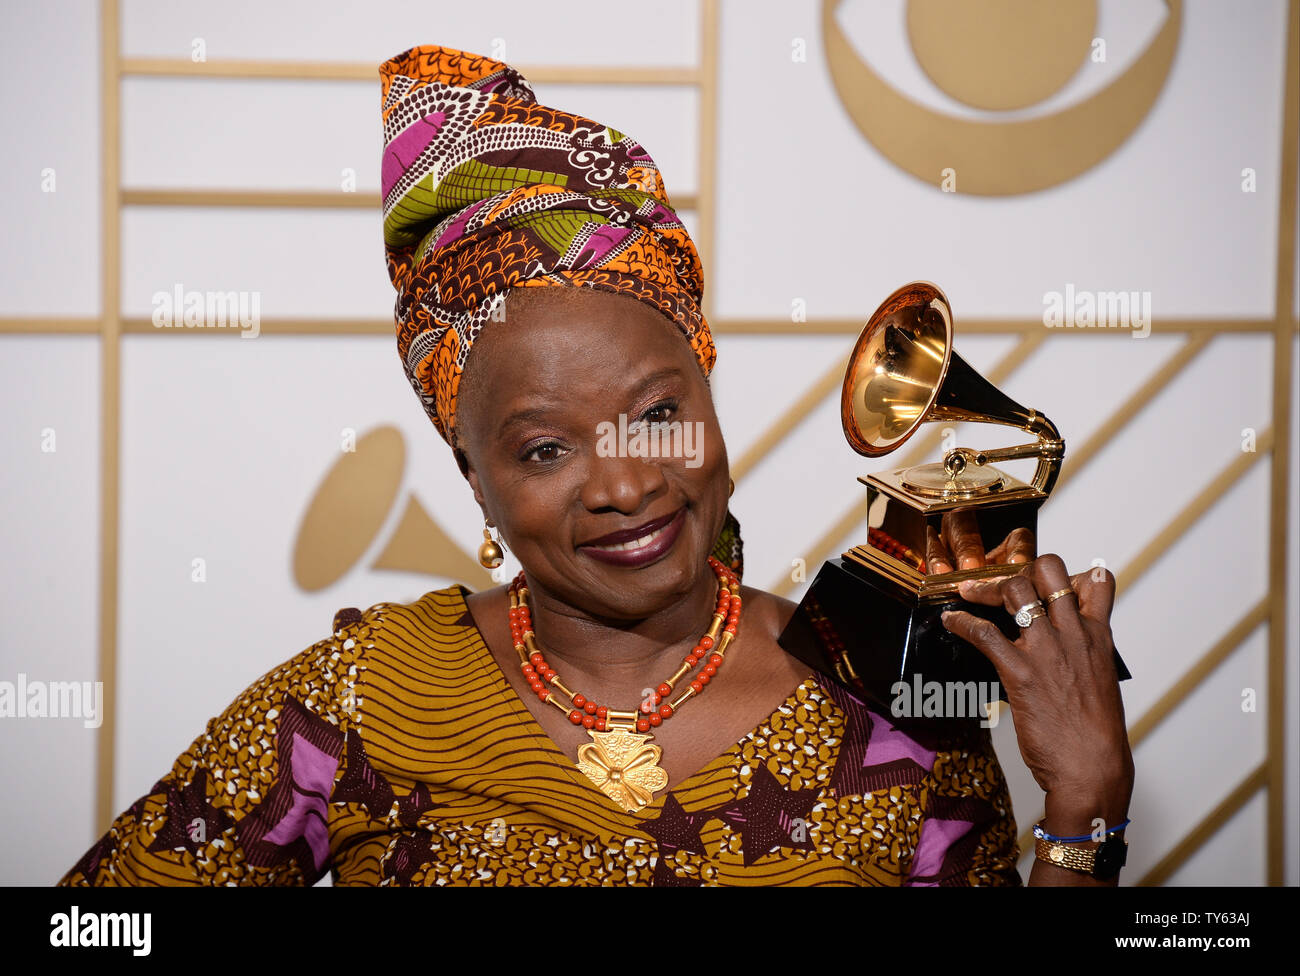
[1044,587,1075,604]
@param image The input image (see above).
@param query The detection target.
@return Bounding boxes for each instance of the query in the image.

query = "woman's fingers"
[997,574,1057,644]
[985,526,1036,566]
[942,509,986,570]
[927,521,1037,575]
[955,573,1015,606]
[1029,554,1087,640]
[926,524,954,575]
[1073,565,1117,625]
[940,608,1025,684]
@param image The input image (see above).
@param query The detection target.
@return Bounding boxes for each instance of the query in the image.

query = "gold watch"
[1032,820,1128,879]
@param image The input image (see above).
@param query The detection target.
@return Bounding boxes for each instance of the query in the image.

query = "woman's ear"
[454,446,487,509]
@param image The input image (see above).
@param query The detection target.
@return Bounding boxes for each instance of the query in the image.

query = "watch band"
[1033,823,1128,879]
[1035,834,1100,872]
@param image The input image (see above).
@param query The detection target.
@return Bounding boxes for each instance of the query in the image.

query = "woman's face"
[454,286,729,621]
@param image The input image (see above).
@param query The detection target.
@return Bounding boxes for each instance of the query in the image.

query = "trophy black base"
[777,557,1130,720]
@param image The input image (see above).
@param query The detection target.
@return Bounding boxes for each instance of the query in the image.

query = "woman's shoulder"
[329,582,476,635]
[321,582,497,669]
[736,584,798,639]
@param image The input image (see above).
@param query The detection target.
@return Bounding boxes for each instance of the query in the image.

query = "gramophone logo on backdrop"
[292,426,493,593]
[823,0,1181,194]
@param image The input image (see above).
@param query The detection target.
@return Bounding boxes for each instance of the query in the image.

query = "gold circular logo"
[823,0,1182,195]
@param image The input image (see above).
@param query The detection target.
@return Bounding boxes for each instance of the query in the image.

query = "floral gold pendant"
[576,728,669,813]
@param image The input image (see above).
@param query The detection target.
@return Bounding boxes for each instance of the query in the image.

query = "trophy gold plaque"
[777,281,1130,715]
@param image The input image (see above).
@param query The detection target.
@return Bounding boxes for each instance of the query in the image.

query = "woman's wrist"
[1042,776,1133,839]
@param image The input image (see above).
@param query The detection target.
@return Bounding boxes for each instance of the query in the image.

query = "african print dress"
[57,586,1023,886]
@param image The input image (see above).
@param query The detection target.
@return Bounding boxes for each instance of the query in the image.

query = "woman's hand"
[933,518,1135,885]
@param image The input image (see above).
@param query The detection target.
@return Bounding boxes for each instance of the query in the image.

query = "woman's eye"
[641,400,678,426]
[521,441,565,463]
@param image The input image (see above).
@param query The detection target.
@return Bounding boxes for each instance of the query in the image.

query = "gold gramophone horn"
[841,281,1064,498]
[292,425,491,592]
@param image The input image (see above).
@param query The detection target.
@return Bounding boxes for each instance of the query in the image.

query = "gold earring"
[478,519,504,569]
[728,478,735,498]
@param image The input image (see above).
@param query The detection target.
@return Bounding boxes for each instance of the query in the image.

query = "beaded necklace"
[506,556,742,812]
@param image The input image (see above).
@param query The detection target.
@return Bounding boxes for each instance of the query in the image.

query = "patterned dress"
[58,586,1022,886]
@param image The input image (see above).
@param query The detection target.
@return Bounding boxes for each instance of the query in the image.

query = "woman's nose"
[579,453,668,514]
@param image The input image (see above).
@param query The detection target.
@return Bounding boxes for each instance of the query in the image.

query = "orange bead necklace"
[506,556,741,812]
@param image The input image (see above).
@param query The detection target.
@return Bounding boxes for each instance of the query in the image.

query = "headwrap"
[378,44,741,578]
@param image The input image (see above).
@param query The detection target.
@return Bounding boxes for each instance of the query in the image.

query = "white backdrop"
[1,0,1296,885]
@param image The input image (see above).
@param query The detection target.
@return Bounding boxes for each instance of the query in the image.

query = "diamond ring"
[1014,601,1046,627]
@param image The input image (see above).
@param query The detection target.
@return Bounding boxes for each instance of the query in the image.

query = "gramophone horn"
[292,425,491,592]
[841,281,1064,495]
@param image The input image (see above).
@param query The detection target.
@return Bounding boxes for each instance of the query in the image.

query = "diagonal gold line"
[731,355,848,483]
[1127,599,1269,747]
[1115,426,1273,596]
[1054,332,1214,493]
[1137,763,1268,887]
[768,333,1046,597]
[1015,599,1268,858]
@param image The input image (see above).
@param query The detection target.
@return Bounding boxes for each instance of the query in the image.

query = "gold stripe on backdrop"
[1265,0,1299,889]
[120,58,701,85]
[1139,763,1269,887]
[731,355,848,483]
[0,318,100,334]
[698,0,719,322]
[96,0,121,836]
[1052,333,1214,493]
[73,0,1294,885]
[1115,428,1273,595]
[1128,600,1270,748]
[118,189,701,211]
[3,316,1277,336]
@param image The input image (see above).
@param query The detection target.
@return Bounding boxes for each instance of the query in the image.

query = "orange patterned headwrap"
[379,44,716,449]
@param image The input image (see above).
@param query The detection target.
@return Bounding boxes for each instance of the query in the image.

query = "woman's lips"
[578,507,686,567]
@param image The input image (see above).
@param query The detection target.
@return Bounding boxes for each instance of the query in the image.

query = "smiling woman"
[56,43,1131,888]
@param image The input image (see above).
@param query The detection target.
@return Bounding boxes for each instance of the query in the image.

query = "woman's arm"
[57,609,370,886]
[941,556,1136,887]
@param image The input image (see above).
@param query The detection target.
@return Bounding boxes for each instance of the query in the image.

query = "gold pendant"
[576,728,669,813]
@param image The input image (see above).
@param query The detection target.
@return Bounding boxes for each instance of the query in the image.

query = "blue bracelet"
[1033,818,1130,844]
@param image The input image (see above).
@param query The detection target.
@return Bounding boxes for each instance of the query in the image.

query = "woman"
[57,44,1132,887]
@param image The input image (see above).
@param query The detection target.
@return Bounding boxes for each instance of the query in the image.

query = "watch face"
[1093,837,1128,878]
